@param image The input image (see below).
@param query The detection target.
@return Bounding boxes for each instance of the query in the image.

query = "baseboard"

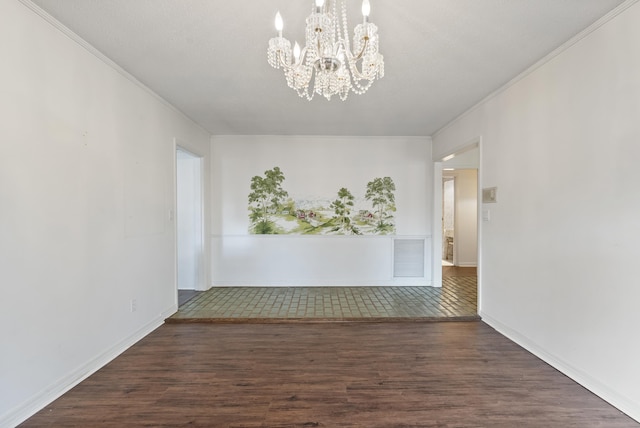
[480,311,640,423]
[210,280,432,287]
[1,306,176,428]
[455,262,477,267]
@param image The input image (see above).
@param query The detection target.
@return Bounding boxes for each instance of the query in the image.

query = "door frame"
[173,139,208,307]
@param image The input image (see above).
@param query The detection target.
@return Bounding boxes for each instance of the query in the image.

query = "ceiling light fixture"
[267,0,384,101]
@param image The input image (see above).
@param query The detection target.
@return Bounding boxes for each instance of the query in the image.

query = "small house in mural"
[295,210,316,220]
[359,210,374,221]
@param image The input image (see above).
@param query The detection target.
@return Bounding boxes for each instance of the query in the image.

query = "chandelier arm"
[347,57,368,81]
[351,35,369,61]
[277,45,310,71]
[294,46,310,68]
[276,49,294,71]
[277,48,310,70]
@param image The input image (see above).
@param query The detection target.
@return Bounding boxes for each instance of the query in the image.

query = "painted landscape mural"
[248,167,396,235]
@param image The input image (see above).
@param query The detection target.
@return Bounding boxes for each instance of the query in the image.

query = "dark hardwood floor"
[21,322,637,427]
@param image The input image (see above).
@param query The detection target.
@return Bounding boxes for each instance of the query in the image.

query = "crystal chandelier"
[267,0,384,101]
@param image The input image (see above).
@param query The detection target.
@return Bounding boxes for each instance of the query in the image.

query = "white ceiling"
[29,0,626,136]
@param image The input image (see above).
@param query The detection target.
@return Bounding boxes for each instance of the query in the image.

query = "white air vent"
[393,239,425,277]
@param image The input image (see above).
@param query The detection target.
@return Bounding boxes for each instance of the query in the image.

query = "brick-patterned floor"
[168,275,477,323]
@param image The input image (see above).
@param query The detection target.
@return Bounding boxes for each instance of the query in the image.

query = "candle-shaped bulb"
[275,11,284,35]
[293,42,301,63]
[315,0,325,8]
[361,0,370,18]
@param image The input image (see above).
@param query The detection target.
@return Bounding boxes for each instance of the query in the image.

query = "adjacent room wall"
[176,149,205,290]
[449,169,477,267]
[0,2,210,426]
[454,169,477,267]
[433,2,640,421]
[211,135,433,286]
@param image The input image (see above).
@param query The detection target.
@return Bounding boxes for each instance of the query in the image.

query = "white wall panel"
[211,136,432,286]
[0,2,210,425]
[433,2,640,421]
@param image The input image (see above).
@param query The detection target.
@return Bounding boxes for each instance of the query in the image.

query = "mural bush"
[365,176,396,234]
[330,187,361,235]
[248,167,288,234]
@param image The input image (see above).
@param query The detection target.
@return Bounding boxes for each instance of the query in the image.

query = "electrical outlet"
[130,299,137,312]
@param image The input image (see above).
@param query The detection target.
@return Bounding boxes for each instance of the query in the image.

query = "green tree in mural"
[248,167,288,234]
[330,187,361,235]
[365,176,396,233]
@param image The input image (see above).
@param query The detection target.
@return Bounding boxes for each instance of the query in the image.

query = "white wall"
[442,179,454,233]
[433,2,640,421]
[211,135,432,286]
[0,2,210,426]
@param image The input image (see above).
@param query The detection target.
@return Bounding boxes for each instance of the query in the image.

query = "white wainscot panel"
[211,236,431,286]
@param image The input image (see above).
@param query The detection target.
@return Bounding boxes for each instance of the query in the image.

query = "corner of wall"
[0,306,175,428]
[481,312,640,423]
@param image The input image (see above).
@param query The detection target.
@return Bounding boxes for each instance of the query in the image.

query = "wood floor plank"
[20,322,638,427]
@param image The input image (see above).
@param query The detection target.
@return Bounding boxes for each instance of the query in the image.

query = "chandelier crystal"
[267,0,384,101]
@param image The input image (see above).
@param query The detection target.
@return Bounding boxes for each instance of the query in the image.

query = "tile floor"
[167,275,477,323]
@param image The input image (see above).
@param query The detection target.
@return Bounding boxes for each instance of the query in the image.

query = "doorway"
[441,168,478,289]
[433,142,480,307]
[176,147,204,297]
[442,168,477,268]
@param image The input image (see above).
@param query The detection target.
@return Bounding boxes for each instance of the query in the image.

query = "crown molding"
[17,0,210,136]
[433,0,640,139]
